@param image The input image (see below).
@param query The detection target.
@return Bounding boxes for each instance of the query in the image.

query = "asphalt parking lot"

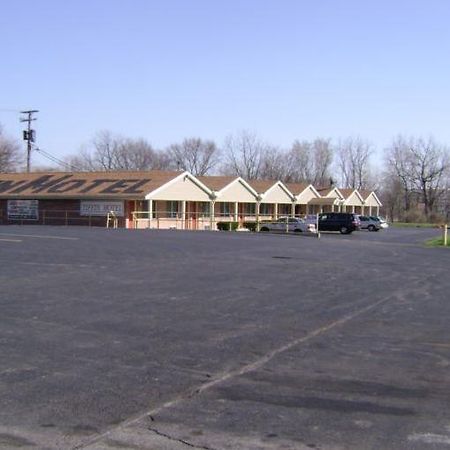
[0,225,449,450]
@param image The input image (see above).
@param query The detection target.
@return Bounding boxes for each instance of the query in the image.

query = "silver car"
[358,215,381,231]
[370,216,389,229]
[260,217,317,233]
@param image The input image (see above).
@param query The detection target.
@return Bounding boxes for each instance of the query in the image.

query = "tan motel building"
[0,170,382,229]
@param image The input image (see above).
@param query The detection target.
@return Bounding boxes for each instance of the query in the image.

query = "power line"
[33,146,83,172]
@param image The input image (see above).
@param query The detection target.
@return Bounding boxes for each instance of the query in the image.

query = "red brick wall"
[0,199,125,227]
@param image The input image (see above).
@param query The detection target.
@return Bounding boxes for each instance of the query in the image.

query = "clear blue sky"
[1,0,449,167]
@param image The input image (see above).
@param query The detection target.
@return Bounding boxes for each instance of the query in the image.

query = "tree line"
[1,126,449,222]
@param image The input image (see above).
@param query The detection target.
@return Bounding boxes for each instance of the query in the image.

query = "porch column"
[210,200,215,230]
[361,205,365,215]
[291,202,296,218]
[352,205,355,213]
[181,200,186,230]
[148,200,153,228]
[274,203,278,219]
[256,201,261,231]
[234,202,238,222]
[369,206,372,216]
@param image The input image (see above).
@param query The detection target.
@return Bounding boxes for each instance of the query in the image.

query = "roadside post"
[317,213,320,239]
[444,224,448,246]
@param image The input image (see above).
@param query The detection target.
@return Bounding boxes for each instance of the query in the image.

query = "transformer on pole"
[20,110,39,173]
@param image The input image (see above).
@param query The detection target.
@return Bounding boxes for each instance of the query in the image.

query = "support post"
[234,202,238,222]
[256,201,261,232]
[274,203,278,220]
[148,200,153,229]
[181,200,186,230]
[210,200,215,230]
[291,202,296,218]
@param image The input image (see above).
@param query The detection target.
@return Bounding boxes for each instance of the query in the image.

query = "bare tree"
[385,136,449,220]
[285,140,313,183]
[336,137,373,189]
[283,138,333,185]
[0,125,23,172]
[312,138,333,186]
[259,146,287,180]
[67,130,171,171]
[221,130,268,179]
[167,138,220,176]
[409,137,449,218]
[385,136,415,213]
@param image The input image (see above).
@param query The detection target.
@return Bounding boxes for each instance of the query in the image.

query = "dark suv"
[318,212,360,234]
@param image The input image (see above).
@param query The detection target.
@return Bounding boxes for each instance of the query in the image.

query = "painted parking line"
[0,233,79,241]
[0,238,22,243]
[18,262,107,269]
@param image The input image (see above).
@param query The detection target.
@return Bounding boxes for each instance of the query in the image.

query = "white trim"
[365,191,382,206]
[342,189,365,205]
[145,171,212,200]
[260,181,295,202]
[323,187,345,200]
[214,177,258,199]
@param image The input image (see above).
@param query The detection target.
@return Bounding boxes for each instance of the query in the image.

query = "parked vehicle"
[318,212,360,234]
[370,216,389,229]
[358,215,381,231]
[259,217,316,233]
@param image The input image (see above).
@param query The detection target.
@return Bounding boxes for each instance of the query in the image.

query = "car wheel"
[260,227,269,232]
[368,225,375,231]
[340,226,348,234]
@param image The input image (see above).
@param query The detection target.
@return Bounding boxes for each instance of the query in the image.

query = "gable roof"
[339,188,365,203]
[246,179,279,194]
[0,170,182,200]
[285,182,309,195]
[316,186,334,196]
[196,176,238,192]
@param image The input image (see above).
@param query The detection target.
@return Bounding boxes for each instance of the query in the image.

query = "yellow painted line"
[0,238,22,242]
[0,233,78,241]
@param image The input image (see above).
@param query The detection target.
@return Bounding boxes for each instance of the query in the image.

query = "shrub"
[243,222,257,232]
[216,221,239,231]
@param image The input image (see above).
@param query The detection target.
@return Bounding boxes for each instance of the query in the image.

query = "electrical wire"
[33,146,83,172]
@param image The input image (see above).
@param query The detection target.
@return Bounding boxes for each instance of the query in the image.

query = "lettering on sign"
[7,200,39,220]
[80,201,124,217]
[0,175,152,196]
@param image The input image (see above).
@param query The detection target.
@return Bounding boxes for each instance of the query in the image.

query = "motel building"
[0,170,382,229]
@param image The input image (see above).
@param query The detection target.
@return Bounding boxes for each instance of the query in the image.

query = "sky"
[1,0,450,168]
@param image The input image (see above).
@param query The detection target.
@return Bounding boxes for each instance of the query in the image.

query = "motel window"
[278,204,290,215]
[260,204,271,215]
[244,203,256,215]
[219,202,232,216]
[198,202,210,217]
[166,201,179,218]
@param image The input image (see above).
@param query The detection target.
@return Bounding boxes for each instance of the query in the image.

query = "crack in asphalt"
[73,289,403,450]
[147,427,217,450]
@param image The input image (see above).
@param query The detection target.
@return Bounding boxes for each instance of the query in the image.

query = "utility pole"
[20,109,39,172]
